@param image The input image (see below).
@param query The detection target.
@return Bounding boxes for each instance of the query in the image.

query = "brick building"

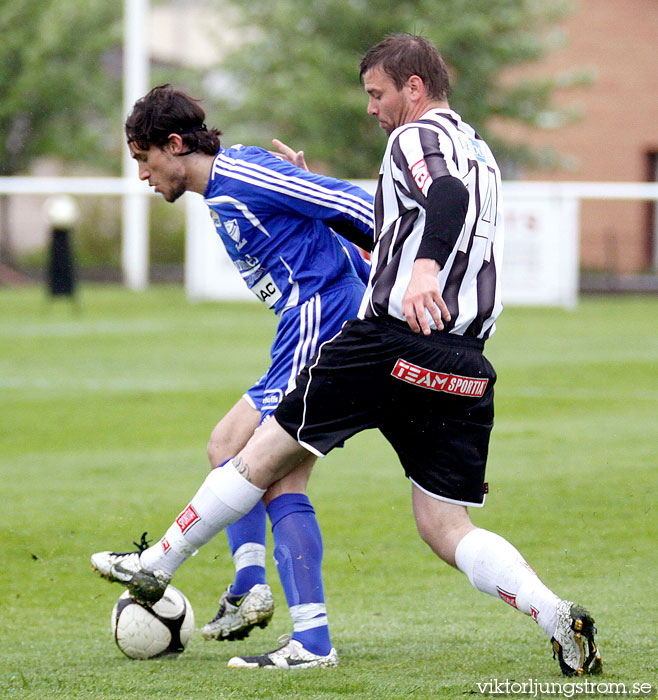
[5,1,657,277]
[497,0,658,273]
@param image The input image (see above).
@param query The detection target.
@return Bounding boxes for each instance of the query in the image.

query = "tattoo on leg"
[233,456,252,482]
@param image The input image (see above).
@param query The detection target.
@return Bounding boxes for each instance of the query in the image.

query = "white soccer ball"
[110,585,195,659]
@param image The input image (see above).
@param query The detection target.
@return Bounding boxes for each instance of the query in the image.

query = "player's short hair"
[125,84,222,155]
[360,33,451,101]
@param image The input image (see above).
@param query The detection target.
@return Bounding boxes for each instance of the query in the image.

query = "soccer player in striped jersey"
[94,84,373,668]
[93,39,602,676]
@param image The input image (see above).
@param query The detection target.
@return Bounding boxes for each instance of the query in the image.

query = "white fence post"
[121,0,150,291]
[184,193,252,302]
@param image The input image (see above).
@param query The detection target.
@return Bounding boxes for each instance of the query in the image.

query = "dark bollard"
[44,196,79,299]
[48,227,75,296]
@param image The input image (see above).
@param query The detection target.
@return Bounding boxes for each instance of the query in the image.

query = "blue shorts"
[243,281,365,423]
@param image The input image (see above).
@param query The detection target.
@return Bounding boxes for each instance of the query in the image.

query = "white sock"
[140,461,265,578]
[455,528,560,638]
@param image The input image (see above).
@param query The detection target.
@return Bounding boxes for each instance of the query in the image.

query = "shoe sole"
[90,562,166,605]
[91,561,125,585]
[227,658,338,669]
[227,652,338,669]
[202,610,274,641]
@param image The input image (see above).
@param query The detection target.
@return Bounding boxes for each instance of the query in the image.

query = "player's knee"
[206,439,218,468]
[207,433,233,469]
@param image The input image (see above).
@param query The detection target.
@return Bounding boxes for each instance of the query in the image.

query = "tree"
[0,0,123,176]
[213,0,583,178]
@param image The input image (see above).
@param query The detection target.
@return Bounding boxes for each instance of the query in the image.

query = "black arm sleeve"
[415,175,469,268]
[325,219,374,252]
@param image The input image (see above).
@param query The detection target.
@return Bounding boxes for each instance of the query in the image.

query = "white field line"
[500,386,658,402]
[0,319,174,339]
[0,376,208,393]
[1,377,656,401]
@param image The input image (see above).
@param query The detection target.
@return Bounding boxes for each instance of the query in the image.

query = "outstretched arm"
[250,144,374,250]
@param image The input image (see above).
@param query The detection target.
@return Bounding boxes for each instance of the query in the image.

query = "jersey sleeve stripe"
[217,154,374,218]
[214,155,374,224]
[418,128,453,179]
[390,139,427,205]
[213,162,374,229]
[215,162,373,224]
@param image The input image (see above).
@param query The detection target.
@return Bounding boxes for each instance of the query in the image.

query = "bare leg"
[207,398,316,502]
[263,452,315,504]
[411,484,476,567]
[207,398,261,468]
[233,417,311,489]
[412,483,566,645]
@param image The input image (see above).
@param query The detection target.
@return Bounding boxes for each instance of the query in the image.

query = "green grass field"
[1,286,656,700]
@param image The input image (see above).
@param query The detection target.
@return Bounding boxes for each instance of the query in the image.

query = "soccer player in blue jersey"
[100,84,373,668]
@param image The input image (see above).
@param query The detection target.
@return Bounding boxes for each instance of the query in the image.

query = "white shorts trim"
[297,438,326,458]
[409,476,486,508]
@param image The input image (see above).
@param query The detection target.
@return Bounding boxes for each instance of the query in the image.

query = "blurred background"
[2,6,656,693]
[0,0,657,299]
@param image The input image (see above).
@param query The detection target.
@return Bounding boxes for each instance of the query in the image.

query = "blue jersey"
[204,145,374,314]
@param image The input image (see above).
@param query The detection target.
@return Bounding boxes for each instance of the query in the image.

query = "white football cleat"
[551,600,603,676]
[202,583,274,641]
[91,533,170,605]
[227,635,338,669]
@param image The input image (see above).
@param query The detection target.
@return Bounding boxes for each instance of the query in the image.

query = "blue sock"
[267,493,331,656]
[225,499,267,597]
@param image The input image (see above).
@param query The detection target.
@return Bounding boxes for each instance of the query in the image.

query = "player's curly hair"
[125,84,222,155]
[360,33,451,101]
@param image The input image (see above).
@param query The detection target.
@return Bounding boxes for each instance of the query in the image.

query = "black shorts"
[274,317,496,507]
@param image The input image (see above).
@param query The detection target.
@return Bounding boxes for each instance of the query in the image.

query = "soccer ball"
[111,585,195,659]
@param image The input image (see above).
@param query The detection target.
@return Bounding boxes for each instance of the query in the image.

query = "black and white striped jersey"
[358,108,504,340]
